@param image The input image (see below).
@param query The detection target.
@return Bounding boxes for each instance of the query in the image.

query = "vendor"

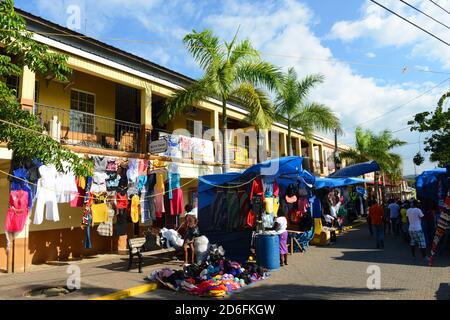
[179,204,199,266]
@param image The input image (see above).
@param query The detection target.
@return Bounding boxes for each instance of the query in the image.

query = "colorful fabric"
[5,190,29,233]
[170,188,184,216]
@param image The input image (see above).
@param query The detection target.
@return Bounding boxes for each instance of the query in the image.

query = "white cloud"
[329,0,450,69]
[366,52,376,58]
[202,0,444,174]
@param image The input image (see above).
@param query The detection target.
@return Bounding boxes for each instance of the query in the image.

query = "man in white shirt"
[406,200,427,260]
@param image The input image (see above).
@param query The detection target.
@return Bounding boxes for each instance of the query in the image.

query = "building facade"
[0,9,351,273]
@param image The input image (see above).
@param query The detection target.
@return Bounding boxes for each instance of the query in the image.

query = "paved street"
[0,222,449,300]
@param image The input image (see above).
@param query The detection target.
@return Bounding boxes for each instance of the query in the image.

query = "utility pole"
[334,129,341,171]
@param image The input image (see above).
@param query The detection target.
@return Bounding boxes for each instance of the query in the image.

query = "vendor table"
[287,230,304,255]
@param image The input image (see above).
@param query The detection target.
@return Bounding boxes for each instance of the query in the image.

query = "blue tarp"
[314,177,368,189]
[416,168,448,201]
[197,156,315,261]
[328,160,380,178]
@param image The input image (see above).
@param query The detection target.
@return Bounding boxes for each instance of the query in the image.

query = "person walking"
[368,200,385,249]
[388,199,401,236]
[407,200,427,261]
[400,201,410,242]
[383,202,391,235]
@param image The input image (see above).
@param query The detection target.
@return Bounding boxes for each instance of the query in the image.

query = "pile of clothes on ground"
[147,245,270,297]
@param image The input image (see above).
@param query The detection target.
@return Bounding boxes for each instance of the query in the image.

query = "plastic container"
[256,234,280,270]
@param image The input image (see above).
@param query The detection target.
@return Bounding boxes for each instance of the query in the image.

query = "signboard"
[149,139,168,154]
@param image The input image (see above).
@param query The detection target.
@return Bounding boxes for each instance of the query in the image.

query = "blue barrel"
[256,234,280,270]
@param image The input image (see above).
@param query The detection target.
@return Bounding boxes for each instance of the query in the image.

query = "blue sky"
[14,0,450,175]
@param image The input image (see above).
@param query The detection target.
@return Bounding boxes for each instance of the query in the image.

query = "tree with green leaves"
[339,126,406,201]
[159,29,280,172]
[408,91,450,167]
[274,68,342,156]
[0,0,92,176]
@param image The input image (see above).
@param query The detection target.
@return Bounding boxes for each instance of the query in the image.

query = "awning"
[314,177,368,189]
[415,167,448,200]
[328,160,380,178]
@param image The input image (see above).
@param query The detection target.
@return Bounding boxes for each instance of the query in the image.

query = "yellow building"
[0,8,351,273]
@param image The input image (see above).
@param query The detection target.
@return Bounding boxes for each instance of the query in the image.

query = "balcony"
[34,103,142,153]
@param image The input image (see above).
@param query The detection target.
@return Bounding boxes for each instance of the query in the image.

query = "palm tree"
[158,29,280,172]
[274,68,342,156]
[340,127,406,202]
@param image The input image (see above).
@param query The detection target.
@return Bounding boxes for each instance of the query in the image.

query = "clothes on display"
[4,190,29,235]
[147,244,270,297]
[93,156,108,172]
[34,164,59,225]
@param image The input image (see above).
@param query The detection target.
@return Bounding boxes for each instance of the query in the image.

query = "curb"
[91,282,159,300]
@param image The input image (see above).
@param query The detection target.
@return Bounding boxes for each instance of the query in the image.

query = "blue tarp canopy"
[197,156,315,261]
[314,177,368,189]
[198,156,316,209]
[328,160,380,178]
[416,168,448,200]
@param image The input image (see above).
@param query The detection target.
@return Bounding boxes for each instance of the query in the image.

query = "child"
[274,210,288,266]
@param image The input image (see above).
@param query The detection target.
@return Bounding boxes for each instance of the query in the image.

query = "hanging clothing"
[4,190,29,233]
[250,178,265,202]
[70,177,86,208]
[137,175,147,192]
[130,195,140,223]
[226,191,240,231]
[91,202,109,224]
[127,158,139,183]
[55,163,78,203]
[138,159,148,176]
[106,172,120,191]
[90,172,108,193]
[115,208,128,236]
[170,188,184,216]
[168,173,181,200]
[116,192,129,209]
[211,191,227,231]
[34,164,59,225]
[84,212,92,249]
[93,156,108,172]
[10,168,33,210]
[105,158,118,172]
[239,191,250,229]
[154,171,166,218]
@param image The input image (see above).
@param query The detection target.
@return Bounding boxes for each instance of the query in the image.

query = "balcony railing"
[34,103,142,153]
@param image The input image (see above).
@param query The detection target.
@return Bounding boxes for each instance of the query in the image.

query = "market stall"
[197,156,316,262]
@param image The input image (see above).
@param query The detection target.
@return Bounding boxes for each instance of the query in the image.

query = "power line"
[2,28,450,75]
[346,77,450,130]
[370,0,450,47]
[428,0,450,15]
[400,0,450,30]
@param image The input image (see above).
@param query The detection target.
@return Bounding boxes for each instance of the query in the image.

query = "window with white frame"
[70,89,95,134]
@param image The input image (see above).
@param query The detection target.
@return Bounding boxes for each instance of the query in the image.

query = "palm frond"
[229,39,259,67]
[183,29,224,71]
[235,61,281,92]
[296,73,325,101]
[158,78,213,125]
[231,83,275,129]
[291,102,342,135]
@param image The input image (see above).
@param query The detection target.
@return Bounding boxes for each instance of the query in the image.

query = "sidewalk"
[0,252,181,300]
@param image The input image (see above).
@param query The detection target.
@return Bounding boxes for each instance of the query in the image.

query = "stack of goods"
[147,245,270,297]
